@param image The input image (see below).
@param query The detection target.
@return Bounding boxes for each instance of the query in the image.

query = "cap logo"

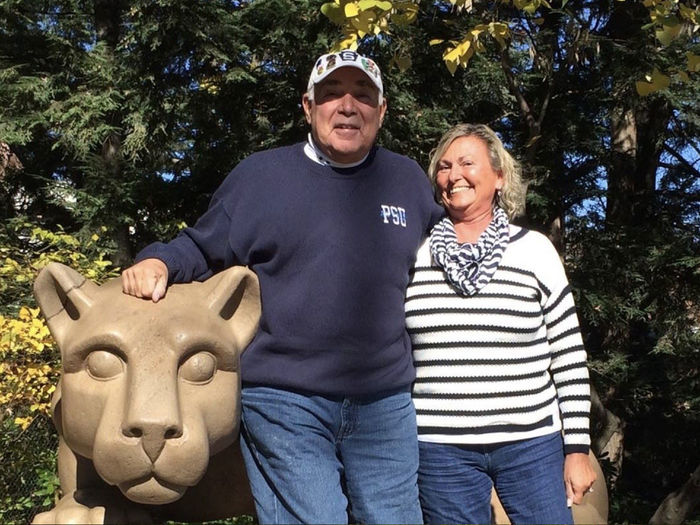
[361,58,379,79]
[338,50,359,62]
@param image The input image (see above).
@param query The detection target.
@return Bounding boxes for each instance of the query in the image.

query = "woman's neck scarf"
[429,206,510,296]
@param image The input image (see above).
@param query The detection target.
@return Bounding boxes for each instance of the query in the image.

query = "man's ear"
[302,93,313,124]
[34,262,99,349]
[198,266,261,354]
[378,98,387,128]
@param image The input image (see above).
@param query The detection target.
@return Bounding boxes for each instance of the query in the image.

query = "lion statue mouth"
[90,425,216,505]
[118,475,188,505]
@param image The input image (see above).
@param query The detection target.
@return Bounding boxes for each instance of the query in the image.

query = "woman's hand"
[564,452,597,506]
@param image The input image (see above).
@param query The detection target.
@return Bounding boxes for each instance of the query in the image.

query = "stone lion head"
[34,263,260,505]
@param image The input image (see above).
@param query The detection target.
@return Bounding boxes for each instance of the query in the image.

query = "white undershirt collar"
[303,133,369,168]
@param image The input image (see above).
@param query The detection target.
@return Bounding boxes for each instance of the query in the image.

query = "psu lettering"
[380,205,407,228]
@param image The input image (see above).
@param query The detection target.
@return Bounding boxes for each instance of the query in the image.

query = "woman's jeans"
[239,385,423,524]
[418,432,573,525]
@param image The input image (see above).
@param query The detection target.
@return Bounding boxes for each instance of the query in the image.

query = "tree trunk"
[649,463,700,525]
[94,0,124,49]
[94,0,132,265]
[607,97,671,227]
[604,1,671,229]
[589,384,625,486]
[112,223,133,269]
[1,142,24,217]
[0,142,23,179]
[607,105,637,225]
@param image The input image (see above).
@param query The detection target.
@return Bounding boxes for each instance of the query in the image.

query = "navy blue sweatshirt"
[137,142,443,396]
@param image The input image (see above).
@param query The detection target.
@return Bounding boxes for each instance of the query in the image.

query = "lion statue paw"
[32,489,152,525]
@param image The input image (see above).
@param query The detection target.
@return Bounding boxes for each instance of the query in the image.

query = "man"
[122,50,443,524]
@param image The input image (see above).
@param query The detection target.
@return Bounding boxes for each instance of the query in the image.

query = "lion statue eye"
[85,350,124,380]
[180,352,217,384]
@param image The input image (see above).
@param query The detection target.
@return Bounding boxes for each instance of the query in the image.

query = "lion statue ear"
[198,266,261,352]
[34,262,260,353]
[33,262,99,350]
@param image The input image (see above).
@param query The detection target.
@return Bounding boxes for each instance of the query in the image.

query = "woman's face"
[435,135,503,220]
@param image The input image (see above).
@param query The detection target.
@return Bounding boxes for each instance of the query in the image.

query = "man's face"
[302,67,387,164]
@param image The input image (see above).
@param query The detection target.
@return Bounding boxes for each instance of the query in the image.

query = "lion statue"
[31,262,607,524]
[31,262,260,524]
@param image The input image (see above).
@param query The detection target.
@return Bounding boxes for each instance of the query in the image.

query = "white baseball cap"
[307,50,383,96]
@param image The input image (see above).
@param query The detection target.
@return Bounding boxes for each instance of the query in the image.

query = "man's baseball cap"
[307,50,383,96]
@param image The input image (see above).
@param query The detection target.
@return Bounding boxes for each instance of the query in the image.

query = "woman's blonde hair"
[427,123,526,220]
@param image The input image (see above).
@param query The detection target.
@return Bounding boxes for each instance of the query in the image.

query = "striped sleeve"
[536,235,591,454]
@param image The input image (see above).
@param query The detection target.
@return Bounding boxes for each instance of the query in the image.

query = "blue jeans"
[239,385,423,524]
[418,432,573,525]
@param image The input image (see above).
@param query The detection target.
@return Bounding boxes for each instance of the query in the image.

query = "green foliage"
[167,516,256,525]
[0,0,342,264]
[0,416,60,524]
[568,211,700,522]
[0,0,698,521]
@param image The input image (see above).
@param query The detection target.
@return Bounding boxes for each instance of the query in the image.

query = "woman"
[406,123,596,524]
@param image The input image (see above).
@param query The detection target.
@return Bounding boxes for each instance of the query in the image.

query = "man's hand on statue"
[121,258,169,302]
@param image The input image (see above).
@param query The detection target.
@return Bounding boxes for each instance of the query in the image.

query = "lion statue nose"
[122,421,183,462]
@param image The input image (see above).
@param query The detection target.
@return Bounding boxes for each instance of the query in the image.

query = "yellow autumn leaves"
[321,0,418,65]
[635,50,700,95]
[321,0,699,96]
[0,308,57,430]
[0,223,118,431]
[637,0,700,95]
[430,22,510,75]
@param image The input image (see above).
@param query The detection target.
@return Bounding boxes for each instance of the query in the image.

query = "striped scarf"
[429,206,510,296]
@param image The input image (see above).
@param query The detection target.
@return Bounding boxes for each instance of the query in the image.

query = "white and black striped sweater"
[406,225,591,454]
